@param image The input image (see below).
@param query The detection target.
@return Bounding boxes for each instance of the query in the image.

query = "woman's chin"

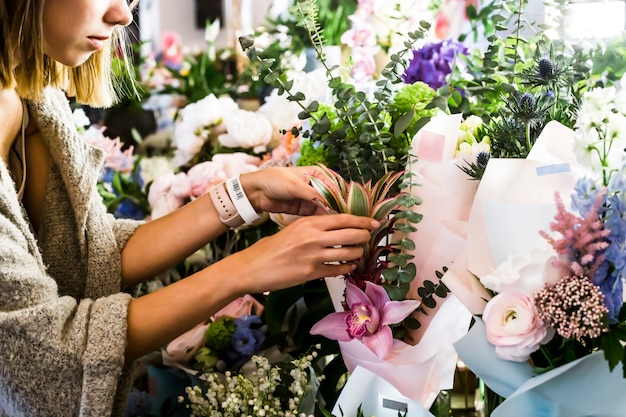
[47,51,95,68]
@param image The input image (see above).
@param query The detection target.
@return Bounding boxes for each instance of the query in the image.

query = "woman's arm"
[124,213,377,361]
[119,166,337,288]
[119,192,227,288]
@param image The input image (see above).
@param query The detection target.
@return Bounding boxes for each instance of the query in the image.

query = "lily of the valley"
[311,281,420,358]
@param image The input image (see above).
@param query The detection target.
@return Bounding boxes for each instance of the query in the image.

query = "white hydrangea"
[574,82,626,182]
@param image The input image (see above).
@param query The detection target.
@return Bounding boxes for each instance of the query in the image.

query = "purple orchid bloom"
[311,281,421,358]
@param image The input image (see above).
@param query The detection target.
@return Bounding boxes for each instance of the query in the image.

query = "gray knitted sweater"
[0,89,141,417]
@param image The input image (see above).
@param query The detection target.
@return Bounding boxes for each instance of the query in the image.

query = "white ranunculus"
[293,69,332,103]
[479,239,562,296]
[218,109,273,152]
[460,115,483,133]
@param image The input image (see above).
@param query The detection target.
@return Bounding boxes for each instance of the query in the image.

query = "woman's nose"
[105,0,134,27]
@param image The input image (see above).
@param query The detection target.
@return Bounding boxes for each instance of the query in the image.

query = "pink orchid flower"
[311,281,421,359]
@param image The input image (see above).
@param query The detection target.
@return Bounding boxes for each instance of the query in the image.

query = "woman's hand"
[239,166,331,216]
[224,213,378,295]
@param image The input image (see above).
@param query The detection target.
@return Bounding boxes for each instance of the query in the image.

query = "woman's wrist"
[225,176,262,224]
[239,172,264,213]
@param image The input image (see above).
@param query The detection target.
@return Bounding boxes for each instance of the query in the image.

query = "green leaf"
[383,267,399,282]
[404,316,421,330]
[394,109,415,137]
[238,36,254,50]
[425,96,449,112]
[422,296,436,309]
[347,183,370,217]
[400,238,416,251]
[313,113,331,134]
[288,92,306,101]
[383,283,409,300]
[600,332,624,371]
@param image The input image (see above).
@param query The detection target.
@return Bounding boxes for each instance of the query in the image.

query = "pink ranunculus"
[213,294,265,320]
[483,290,554,362]
[148,172,191,219]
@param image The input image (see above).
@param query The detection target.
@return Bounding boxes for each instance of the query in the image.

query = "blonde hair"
[0,0,137,107]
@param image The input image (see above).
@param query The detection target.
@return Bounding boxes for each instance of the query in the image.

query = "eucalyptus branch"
[239,36,320,125]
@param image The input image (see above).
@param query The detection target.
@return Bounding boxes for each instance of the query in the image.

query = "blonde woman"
[0,1,376,415]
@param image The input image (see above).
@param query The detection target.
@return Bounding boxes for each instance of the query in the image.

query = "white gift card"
[332,366,435,417]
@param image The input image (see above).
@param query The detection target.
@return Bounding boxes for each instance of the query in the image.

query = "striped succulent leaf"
[309,165,407,285]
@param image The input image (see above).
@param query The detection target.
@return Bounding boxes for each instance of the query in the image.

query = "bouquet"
[239,1,476,413]
[451,77,626,416]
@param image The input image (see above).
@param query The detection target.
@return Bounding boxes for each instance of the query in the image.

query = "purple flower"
[229,315,264,359]
[402,40,468,90]
[310,281,420,358]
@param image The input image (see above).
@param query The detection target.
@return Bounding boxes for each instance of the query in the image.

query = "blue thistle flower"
[538,58,555,79]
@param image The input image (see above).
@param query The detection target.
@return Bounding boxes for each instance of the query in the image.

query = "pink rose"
[213,294,265,320]
[162,321,209,366]
[483,290,554,362]
[148,172,191,219]
[186,153,261,198]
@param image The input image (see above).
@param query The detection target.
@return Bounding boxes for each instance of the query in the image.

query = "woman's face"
[42,0,133,67]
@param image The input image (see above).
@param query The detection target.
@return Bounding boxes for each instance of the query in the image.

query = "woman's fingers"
[319,245,365,263]
[307,213,380,232]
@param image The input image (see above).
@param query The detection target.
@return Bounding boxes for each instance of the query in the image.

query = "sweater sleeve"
[0,190,132,417]
[108,215,143,252]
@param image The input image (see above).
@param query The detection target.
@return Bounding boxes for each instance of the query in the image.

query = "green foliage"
[444,0,594,159]
[270,0,357,49]
[97,158,150,218]
[204,316,237,351]
[159,49,233,105]
[242,6,433,185]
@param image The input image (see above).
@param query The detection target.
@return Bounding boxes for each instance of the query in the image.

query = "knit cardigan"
[0,88,142,417]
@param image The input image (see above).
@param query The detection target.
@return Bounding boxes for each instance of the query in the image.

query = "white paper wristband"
[225,176,261,224]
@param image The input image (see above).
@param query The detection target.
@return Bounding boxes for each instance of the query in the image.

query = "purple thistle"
[402,40,469,90]
[535,275,608,340]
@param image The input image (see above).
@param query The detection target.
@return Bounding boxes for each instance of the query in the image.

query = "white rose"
[218,109,273,153]
[179,94,236,130]
[258,94,301,147]
[173,122,205,166]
